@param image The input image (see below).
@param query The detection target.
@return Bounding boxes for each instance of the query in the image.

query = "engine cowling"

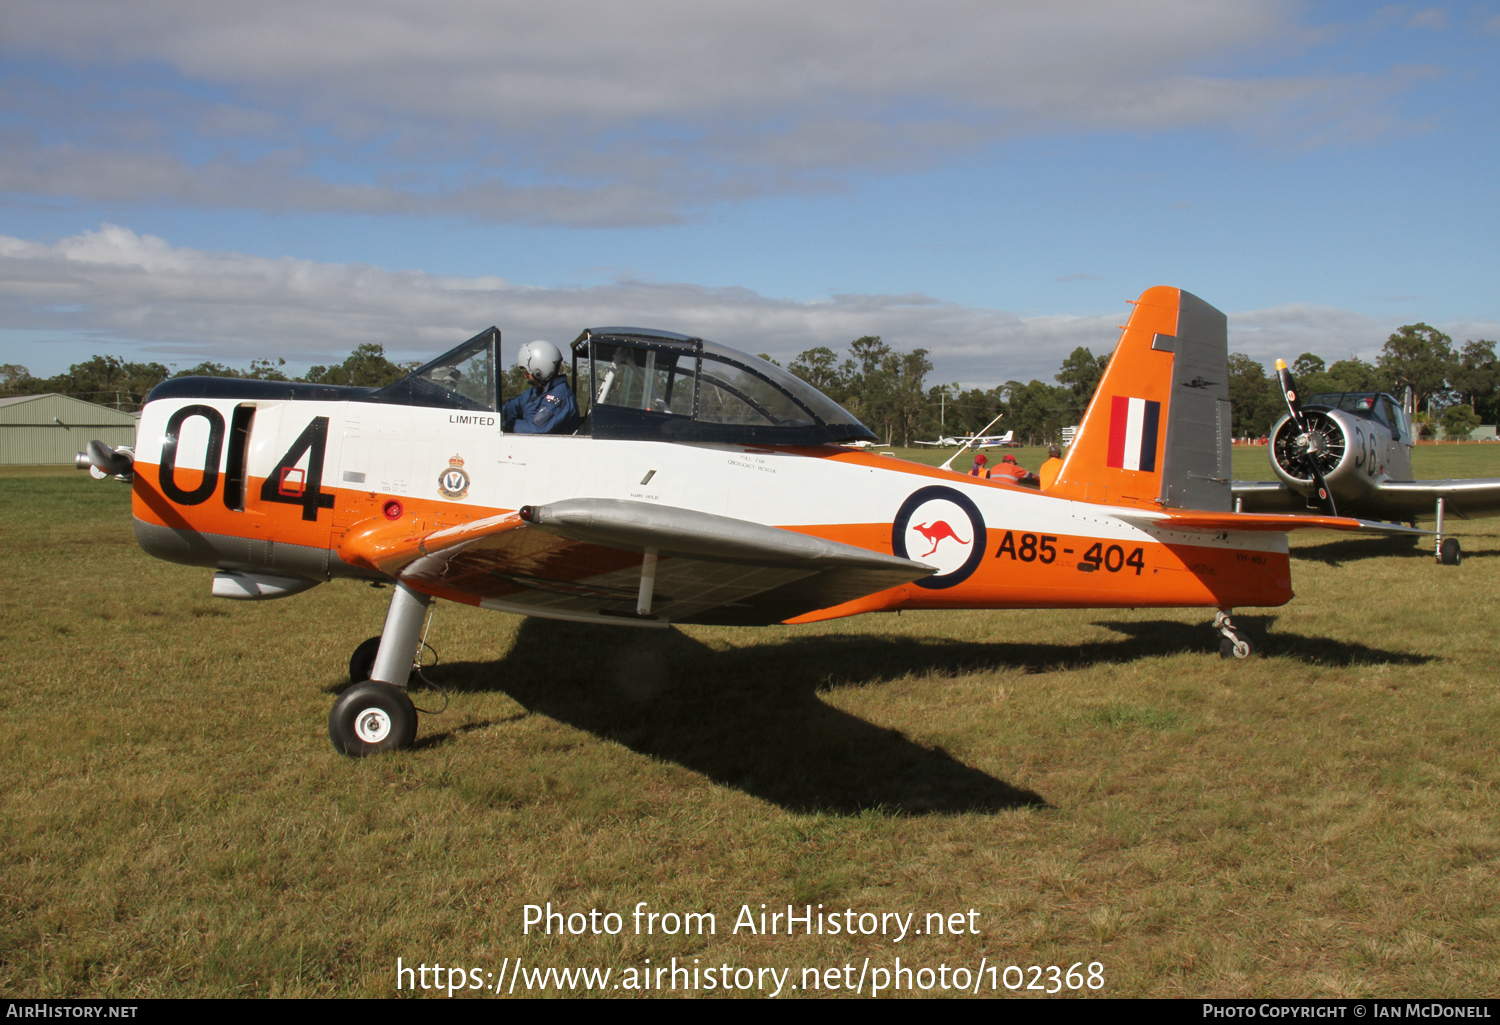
[1267,406,1387,512]
[1269,409,1345,487]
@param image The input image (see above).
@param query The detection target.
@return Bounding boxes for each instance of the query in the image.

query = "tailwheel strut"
[1214,610,1253,660]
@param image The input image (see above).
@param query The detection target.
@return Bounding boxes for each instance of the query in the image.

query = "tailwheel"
[1219,630,1253,660]
[1213,610,1254,660]
[349,635,382,683]
[329,682,417,757]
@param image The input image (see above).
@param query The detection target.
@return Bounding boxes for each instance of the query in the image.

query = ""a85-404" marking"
[993,531,1144,575]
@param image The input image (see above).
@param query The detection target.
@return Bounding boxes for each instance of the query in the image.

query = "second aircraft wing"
[1232,478,1500,520]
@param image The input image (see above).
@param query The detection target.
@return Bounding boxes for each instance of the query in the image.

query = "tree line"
[1224,324,1499,441]
[4,322,1495,443]
[775,322,1499,445]
[776,336,1108,446]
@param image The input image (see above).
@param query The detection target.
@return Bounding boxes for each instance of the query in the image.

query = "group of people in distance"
[970,445,1064,490]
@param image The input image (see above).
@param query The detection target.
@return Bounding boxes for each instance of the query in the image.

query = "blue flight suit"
[502,374,581,434]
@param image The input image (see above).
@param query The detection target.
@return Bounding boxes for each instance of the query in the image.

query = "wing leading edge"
[349,499,936,627]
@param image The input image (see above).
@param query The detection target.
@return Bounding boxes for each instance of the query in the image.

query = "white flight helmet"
[518,340,564,385]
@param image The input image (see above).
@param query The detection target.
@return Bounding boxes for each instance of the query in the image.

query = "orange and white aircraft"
[79,286,1412,756]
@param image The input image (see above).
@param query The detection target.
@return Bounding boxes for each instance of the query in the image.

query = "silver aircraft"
[913,431,1014,448]
[1232,360,1500,565]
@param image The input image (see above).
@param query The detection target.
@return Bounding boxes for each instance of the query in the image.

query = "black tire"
[348,635,382,683]
[1219,628,1253,660]
[329,682,417,757]
[1440,538,1462,566]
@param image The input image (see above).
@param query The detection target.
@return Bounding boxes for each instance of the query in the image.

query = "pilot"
[502,340,580,434]
[989,453,1040,486]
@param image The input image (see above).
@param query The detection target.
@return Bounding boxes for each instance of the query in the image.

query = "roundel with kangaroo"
[891,485,988,590]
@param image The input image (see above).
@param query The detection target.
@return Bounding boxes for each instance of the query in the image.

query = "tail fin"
[1050,286,1232,511]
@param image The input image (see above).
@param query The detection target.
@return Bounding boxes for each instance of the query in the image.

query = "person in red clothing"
[987,453,1040,486]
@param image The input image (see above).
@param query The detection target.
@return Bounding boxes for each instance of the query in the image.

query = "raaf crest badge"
[438,454,471,500]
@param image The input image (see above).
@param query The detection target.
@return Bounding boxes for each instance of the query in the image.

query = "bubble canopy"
[161,324,879,447]
[572,327,876,446]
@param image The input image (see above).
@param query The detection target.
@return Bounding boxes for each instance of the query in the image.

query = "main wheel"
[348,635,382,683]
[1219,628,1253,660]
[329,682,417,756]
[1439,538,1462,566]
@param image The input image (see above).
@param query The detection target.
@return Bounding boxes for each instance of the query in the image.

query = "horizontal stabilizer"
[1118,510,1426,535]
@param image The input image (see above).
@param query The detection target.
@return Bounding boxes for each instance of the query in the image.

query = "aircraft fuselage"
[129,392,1295,621]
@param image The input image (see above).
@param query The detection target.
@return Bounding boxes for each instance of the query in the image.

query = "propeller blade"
[1307,461,1337,517]
[85,440,134,476]
[1274,358,1306,430]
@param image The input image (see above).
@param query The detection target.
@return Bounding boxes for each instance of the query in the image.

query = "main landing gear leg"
[1214,609,1253,660]
[1435,497,1462,565]
[329,582,431,757]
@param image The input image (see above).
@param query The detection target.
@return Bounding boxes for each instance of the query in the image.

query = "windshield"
[1306,392,1393,425]
[372,329,498,411]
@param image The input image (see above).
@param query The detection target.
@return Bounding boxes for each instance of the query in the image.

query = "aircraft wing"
[1232,478,1500,520]
[1230,480,1307,514]
[350,499,936,627]
[1369,479,1500,519]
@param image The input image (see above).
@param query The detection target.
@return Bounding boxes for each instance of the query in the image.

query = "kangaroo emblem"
[913,520,970,558]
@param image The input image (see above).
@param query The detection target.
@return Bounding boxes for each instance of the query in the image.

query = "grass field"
[2,449,1499,998]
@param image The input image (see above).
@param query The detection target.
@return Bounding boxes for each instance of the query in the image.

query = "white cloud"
[1406,8,1447,30]
[1227,303,1396,367]
[7,226,1495,387]
[0,1,1423,224]
[0,2,1299,126]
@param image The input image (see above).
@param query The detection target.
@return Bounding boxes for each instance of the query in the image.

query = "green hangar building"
[0,394,138,465]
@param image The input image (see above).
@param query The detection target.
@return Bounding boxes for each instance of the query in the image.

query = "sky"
[1,0,1497,388]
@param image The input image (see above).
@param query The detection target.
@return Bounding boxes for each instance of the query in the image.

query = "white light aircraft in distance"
[914,431,1014,448]
[79,287,1416,757]
[1232,359,1500,565]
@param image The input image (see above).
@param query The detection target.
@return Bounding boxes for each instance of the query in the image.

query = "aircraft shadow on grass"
[419,619,1047,816]
[1291,534,1500,567]
[1092,616,1430,667]
[412,614,1426,814]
